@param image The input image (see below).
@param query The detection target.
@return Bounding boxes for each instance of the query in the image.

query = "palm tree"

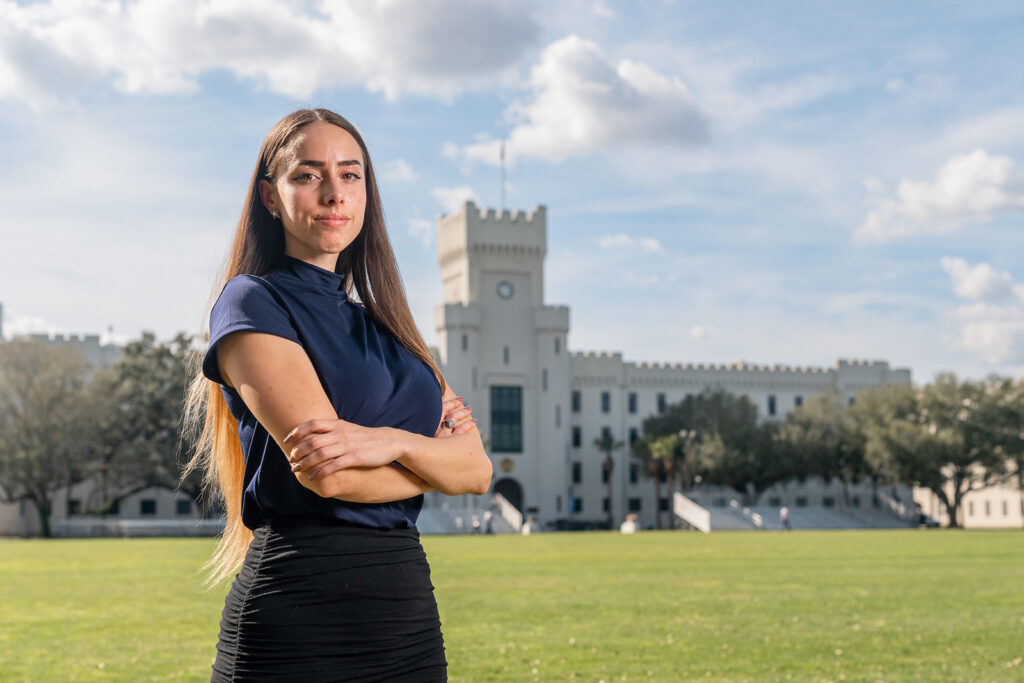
[594,431,624,529]
[649,434,679,529]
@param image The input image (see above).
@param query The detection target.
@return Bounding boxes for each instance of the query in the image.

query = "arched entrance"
[493,478,523,512]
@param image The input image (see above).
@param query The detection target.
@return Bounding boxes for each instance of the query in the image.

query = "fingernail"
[290,463,300,472]
[472,418,478,423]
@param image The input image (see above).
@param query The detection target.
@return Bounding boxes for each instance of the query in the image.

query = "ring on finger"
[442,419,456,429]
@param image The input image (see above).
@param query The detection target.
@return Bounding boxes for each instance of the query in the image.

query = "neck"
[284,245,340,272]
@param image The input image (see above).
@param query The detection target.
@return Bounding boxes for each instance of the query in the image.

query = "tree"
[593,431,624,529]
[0,339,94,537]
[631,436,671,529]
[860,375,1011,527]
[642,389,785,505]
[780,389,868,505]
[87,333,209,515]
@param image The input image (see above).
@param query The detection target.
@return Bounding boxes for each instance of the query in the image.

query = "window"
[657,393,666,414]
[68,499,81,515]
[572,426,581,448]
[659,498,669,512]
[601,426,612,441]
[571,390,581,413]
[554,337,561,355]
[603,497,610,512]
[851,495,860,508]
[490,386,523,452]
[1003,500,1009,516]
[630,463,639,484]
[556,495,562,512]
[542,368,548,392]
[461,333,468,352]
[503,346,510,365]
[602,466,609,484]
[629,427,638,445]
[176,500,192,515]
[572,462,582,483]
[968,501,975,516]
[108,499,120,515]
[472,367,477,389]
[629,497,642,512]
[795,496,807,507]
[795,395,803,407]
[822,496,834,508]
[628,392,637,414]
[573,498,584,513]
[768,497,781,507]
[555,405,561,428]
[601,391,611,413]
[984,501,991,517]
[140,499,157,515]
[768,395,777,416]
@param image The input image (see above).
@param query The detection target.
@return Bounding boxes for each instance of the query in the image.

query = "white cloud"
[941,258,1024,365]
[432,185,479,215]
[1,309,64,340]
[854,149,1024,244]
[598,234,663,253]
[0,0,539,105]
[941,257,1024,303]
[378,159,418,184]
[460,35,708,164]
[408,217,434,247]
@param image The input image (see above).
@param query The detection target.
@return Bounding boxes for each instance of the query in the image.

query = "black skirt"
[211,518,447,682]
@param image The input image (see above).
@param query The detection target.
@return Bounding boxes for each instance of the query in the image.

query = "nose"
[321,176,345,205]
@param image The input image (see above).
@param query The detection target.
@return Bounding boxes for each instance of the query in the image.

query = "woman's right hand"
[434,396,476,439]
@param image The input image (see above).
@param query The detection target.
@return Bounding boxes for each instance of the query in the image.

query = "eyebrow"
[296,159,363,168]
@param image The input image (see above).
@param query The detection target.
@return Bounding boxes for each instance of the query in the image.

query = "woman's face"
[260,121,367,269]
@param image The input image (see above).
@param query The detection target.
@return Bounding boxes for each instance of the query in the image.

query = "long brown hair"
[183,109,443,584]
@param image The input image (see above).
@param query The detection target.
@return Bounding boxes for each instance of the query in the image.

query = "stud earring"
[270,210,280,220]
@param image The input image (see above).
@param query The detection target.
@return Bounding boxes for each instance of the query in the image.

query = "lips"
[316,215,349,227]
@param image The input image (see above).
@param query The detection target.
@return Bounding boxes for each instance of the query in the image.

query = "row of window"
[570,390,810,417]
[459,334,563,356]
[568,497,670,514]
[572,461,643,485]
[66,499,193,516]
[571,426,640,448]
[967,500,1023,517]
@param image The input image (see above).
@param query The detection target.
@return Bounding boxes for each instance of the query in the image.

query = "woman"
[184,108,492,682]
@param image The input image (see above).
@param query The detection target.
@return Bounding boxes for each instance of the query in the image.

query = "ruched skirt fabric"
[210,518,446,682]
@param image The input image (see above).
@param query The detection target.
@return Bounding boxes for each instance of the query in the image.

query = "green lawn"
[1,530,1022,681]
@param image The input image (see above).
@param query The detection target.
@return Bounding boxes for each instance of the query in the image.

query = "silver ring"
[442,419,455,429]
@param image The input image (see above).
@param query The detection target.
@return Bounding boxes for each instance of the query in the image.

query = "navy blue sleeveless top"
[201,255,442,530]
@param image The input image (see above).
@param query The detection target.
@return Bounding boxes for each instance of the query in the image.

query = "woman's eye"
[342,172,362,181]
[294,172,319,183]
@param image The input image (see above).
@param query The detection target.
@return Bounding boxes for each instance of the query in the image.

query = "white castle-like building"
[2,203,1022,535]
[424,201,1022,531]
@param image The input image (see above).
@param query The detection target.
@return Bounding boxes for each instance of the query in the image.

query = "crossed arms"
[216,331,492,503]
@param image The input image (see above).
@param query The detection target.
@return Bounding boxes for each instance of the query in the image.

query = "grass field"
[1,529,1023,682]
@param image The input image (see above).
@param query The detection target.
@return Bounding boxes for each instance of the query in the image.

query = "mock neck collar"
[275,254,348,296]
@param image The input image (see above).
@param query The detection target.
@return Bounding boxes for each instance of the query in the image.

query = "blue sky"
[1,0,1022,383]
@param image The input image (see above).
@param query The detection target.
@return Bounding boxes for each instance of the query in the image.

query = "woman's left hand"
[434,395,476,439]
[284,419,405,480]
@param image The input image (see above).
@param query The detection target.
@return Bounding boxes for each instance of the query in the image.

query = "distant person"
[620,513,638,534]
[780,505,791,530]
[483,509,494,534]
[472,513,481,534]
[522,514,536,535]
[185,108,492,681]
